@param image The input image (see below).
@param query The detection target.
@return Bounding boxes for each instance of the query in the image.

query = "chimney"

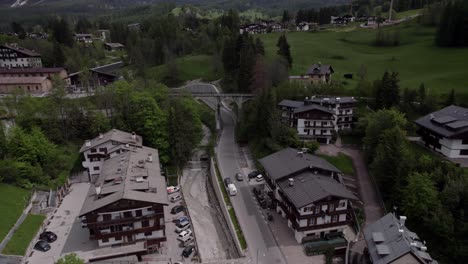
[399,215,407,227]
[420,246,427,252]
[99,133,103,139]
[85,140,91,147]
[95,185,102,196]
[132,132,136,140]
[147,153,153,162]
[430,114,435,120]
[288,178,294,186]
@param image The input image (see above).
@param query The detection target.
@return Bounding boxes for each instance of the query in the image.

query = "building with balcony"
[79,144,168,251]
[289,64,334,84]
[364,213,437,264]
[80,129,143,180]
[278,96,358,143]
[67,61,124,93]
[259,148,359,243]
[0,43,42,68]
[415,105,468,159]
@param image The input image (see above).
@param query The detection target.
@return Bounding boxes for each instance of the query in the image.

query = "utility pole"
[389,0,395,21]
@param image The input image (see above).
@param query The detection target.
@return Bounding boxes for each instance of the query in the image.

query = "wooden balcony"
[86,212,164,228]
[90,225,165,240]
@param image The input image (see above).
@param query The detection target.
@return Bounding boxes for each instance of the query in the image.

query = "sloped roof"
[364,213,438,264]
[79,129,142,153]
[0,76,47,84]
[0,68,65,74]
[415,105,468,139]
[90,61,124,76]
[306,96,357,105]
[259,148,341,181]
[306,64,334,75]
[294,104,335,114]
[1,44,41,57]
[278,173,358,208]
[278,99,304,108]
[80,146,168,216]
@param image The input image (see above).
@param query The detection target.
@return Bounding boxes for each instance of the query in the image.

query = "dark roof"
[91,61,124,76]
[1,44,40,57]
[0,67,65,74]
[278,173,358,208]
[104,43,125,48]
[259,148,341,181]
[278,99,304,108]
[364,213,437,264]
[306,96,357,105]
[294,104,334,114]
[414,105,468,139]
[306,64,334,75]
[79,129,143,153]
[80,146,169,216]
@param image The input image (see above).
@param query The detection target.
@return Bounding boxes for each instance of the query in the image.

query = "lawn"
[146,55,222,85]
[408,141,443,161]
[0,184,30,243]
[259,21,468,95]
[2,214,45,256]
[319,153,355,175]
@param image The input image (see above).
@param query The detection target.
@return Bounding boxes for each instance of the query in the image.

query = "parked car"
[179,236,194,247]
[171,194,183,203]
[175,222,191,233]
[174,215,189,224]
[178,229,192,239]
[235,173,243,181]
[248,171,260,179]
[223,178,232,188]
[182,245,195,258]
[167,186,180,194]
[256,174,264,182]
[34,240,51,252]
[171,205,185,214]
[39,231,57,243]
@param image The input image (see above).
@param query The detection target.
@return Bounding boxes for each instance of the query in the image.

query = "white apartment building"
[0,44,42,68]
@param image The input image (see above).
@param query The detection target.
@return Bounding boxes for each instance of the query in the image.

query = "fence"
[208,158,245,257]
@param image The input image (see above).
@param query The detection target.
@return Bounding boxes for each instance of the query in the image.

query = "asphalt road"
[183,83,287,264]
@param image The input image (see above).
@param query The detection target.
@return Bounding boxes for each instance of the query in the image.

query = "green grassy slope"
[259,22,468,94]
[0,184,30,243]
[2,214,46,256]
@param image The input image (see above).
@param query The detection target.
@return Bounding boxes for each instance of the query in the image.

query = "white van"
[178,236,194,247]
[228,184,237,196]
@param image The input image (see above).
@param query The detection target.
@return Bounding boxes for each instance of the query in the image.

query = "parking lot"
[26,182,95,264]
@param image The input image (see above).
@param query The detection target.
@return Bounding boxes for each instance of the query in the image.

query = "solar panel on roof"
[445,120,468,130]
[432,116,457,125]
[372,232,385,243]
[376,245,390,255]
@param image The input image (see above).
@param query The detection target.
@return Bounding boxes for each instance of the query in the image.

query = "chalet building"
[0,44,42,68]
[296,22,317,31]
[331,15,355,25]
[79,144,168,251]
[289,64,334,84]
[80,129,143,179]
[104,43,125,52]
[239,23,267,34]
[259,148,359,243]
[0,76,52,94]
[415,105,468,159]
[278,96,358,143]
[74,33,94,44]
[67,61,124,92]
[0,67,68,79]
[364,213,437,264]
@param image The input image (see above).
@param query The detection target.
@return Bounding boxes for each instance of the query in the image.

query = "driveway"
[26,183,93,264]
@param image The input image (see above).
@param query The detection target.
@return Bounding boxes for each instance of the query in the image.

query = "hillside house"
[67,61,124,92]
[289,64,334,84]
[0,43,42,68]
[104,43,125,52]
[259,148,359,244]
[75,33,94,44]
[0,76,52,95]
[415,105,468,159]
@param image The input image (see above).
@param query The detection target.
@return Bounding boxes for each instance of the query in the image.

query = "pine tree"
[276,35,292,68]
[238,41,255,92]
[282,10,290,23]
[254,38,265,55]
[52,42,65,67]
[418,83,426,101]
[445,88,455,106]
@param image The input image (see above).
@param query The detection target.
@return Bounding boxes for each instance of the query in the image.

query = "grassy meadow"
[0,184,30,243]
[2,214,45,256]
[259,21,468,95]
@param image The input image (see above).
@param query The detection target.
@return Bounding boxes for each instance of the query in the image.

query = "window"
[460,149,468,156]
[103,214,111,221]
[142,220,149,227]
[303,207,313,213]
[339,201,346,208]
[93,166,100,171]
[322,130,327,134]
[90,148,97,153]
[462,139,468,145]
[329,203,334,212]
[115,236,122,241]
[332,215,338,222]
[102,237,109,243]
[135,210,142,217]
[98,147,106,153]
[144,231,152,236]
[35,86,39,90]
[314,207,320,214]
[123,211,132,218]
[308,218,315,226]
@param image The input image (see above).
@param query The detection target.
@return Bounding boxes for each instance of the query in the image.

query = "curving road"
[183,83,287,264]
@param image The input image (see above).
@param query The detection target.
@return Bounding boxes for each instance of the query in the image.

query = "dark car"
[34,240,51,252]
[171,205,185,214]
[248,171,260,179]
[223,178,232,188]
[182,245,195,258]
[39,231,57,243]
